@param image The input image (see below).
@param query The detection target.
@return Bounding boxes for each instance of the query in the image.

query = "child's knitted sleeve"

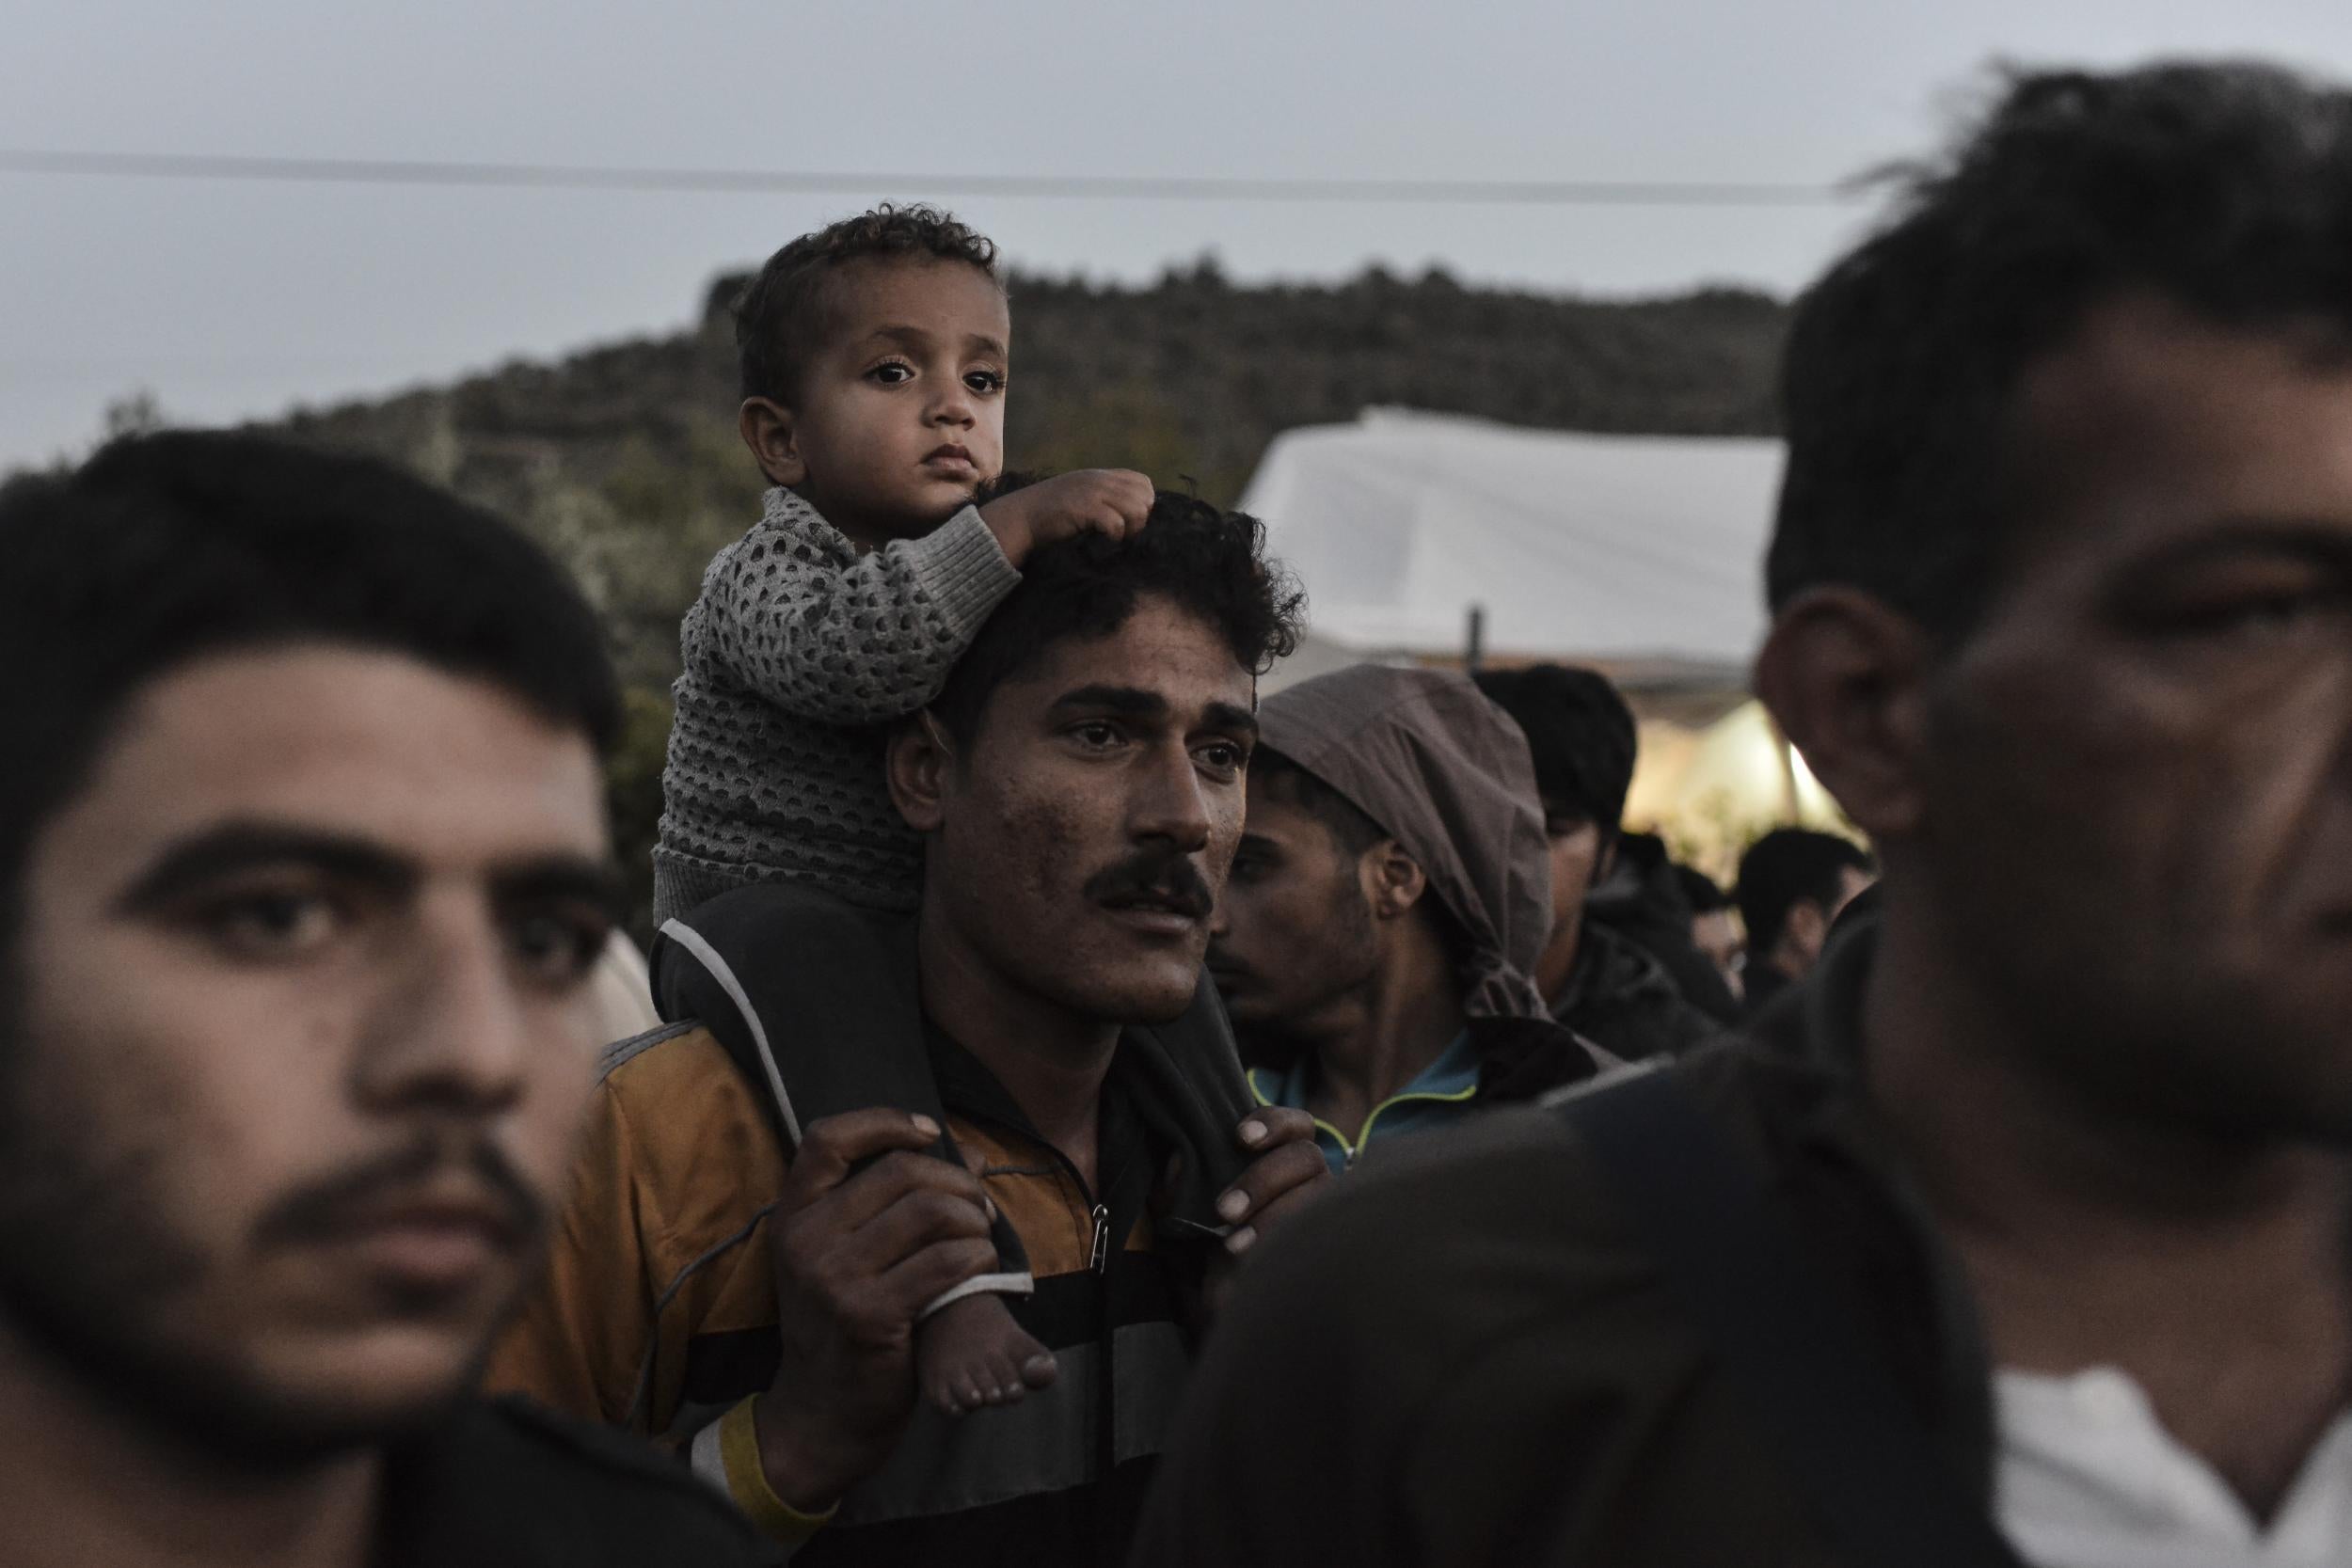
[689,499,1021,726]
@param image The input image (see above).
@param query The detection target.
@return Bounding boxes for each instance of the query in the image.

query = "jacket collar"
[1549,919,1680,1018]
[1738,916,2000,1496]
[1470,1011,1610,1101]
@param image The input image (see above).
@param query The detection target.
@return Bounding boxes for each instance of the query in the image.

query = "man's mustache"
[251,1133,544,1252]
[1085,849,1216,920]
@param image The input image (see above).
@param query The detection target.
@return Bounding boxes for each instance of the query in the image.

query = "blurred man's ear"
[1361,841,1430,922]
[1753,587,1931,842]
[886,711,956,833]
[739,398,805,488]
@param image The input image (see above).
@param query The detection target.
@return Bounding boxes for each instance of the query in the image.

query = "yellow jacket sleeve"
[485,1076,664,1429]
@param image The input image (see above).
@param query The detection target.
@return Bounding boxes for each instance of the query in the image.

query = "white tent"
[1241,409,1850,872]
[1243,407,1785,689]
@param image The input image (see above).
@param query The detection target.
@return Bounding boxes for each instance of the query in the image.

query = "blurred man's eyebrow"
[115,822,416,911]
[2105,519,2352,610]
[488,857,628,921]
[2126,519,2352,578]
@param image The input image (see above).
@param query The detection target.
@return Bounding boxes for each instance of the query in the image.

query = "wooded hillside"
[267,261,1790,932]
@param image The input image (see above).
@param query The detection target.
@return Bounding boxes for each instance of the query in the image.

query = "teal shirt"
[1247,1033,1485,1175]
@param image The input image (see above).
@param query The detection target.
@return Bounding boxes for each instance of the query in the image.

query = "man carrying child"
[490,208,1328,1565]
[651,206,1223,1417]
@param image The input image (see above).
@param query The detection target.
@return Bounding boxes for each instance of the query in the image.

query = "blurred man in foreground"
[0,435,772,1566]
[1139,60,2352,1564]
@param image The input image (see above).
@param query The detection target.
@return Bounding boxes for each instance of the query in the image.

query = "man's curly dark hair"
[735,204,1000,403]
[930,490,1306,744]
[1772,60,2352,641]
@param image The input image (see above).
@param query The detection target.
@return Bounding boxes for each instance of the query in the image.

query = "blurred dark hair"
[1470,663,1637,840]
[1735,829,1874,956]
[1772,60,2352,639]
[930,491,1305,744]
[0,430,617,970]
[1674,863,1732,916]
[735,204,1000,404]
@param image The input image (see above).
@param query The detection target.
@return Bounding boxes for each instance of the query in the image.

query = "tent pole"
[1465,603,1486,673]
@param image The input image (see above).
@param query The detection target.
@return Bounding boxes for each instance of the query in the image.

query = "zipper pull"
[1089,1203,1111,1273]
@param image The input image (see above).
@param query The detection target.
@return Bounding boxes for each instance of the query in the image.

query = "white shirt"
[1996,1366,2352,1567]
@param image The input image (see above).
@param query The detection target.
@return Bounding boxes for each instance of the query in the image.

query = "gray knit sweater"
[653,488,1021,923]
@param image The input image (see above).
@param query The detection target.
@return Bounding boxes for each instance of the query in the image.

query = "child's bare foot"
[917,1293,1057,1416]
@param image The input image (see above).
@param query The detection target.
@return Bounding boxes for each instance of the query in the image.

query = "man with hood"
[1207,665,1607,1172]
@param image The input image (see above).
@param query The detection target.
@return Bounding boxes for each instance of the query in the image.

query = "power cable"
[0,149,1859,207]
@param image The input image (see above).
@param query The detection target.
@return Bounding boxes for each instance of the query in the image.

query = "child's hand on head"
[979,469,1153,564]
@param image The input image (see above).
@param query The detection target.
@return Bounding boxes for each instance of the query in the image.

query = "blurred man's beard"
[0,1060,471,1472]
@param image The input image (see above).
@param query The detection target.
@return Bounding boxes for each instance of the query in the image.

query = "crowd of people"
[7,53,2352,1568]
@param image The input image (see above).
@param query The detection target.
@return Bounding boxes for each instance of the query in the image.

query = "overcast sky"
[9,0,2352,469]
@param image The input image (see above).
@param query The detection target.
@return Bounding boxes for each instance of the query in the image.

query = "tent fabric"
[1242,408,1786,685]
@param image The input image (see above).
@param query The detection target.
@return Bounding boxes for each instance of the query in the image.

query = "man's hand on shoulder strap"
[1202,1107,1329,1312]
[752,1109,999,1512]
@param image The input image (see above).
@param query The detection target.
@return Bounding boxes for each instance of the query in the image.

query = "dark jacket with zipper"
[1134,921,1999,1567]
[487,896,1229,1566]
[1549,919,1726,1061]
[1584,829,1744,1025]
